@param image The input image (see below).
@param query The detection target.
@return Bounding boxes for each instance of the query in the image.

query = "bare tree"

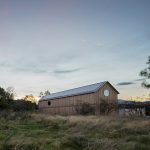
[39,90,50,98]
[6,87,16,100]
[39,92,44,98]
[44,90,50,96]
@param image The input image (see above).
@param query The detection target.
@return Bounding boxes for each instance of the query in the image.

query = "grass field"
[0,111,150,150]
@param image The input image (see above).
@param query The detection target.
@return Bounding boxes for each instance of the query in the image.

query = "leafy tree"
[0,87,14,109]
[23,94,36,103]
[0,86,37,111]
[12,99,37,111]
[139,56,150,88]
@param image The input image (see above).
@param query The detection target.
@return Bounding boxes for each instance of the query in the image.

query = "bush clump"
[11,100,38,112]
[100,100,117,115]
[75,102,95,115]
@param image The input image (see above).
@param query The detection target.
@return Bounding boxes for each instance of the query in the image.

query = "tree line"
[0,87,37,111]
[0,86,51,111]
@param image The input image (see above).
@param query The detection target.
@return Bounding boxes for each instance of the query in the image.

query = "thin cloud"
[116,82,135,86]
[54,68,81,74]
[0,59,81,75]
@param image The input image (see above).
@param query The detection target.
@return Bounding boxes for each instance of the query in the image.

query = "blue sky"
[0,0,149,99]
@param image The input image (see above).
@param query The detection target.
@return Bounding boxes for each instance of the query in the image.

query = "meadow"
[0,111,150,150]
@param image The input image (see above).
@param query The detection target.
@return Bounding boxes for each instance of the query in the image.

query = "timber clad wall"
[98,83,118,102]
[38,82,119,115]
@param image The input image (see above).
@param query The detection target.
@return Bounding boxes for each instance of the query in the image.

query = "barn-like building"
[38,81,119,115]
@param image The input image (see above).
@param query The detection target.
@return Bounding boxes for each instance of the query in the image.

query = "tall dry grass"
[0,112,150,150]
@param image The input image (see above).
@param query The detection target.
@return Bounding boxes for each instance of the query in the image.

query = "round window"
[104,90,109,97]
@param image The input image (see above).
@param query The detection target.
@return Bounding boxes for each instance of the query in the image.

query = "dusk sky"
[0,0,150,99]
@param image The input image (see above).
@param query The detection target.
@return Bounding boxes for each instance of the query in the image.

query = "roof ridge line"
[42,81,108,100]
[46,81,107,96]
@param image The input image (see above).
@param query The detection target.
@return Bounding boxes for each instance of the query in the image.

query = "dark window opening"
[48,101,51,106]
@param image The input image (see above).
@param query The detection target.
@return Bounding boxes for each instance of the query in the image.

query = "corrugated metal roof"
[41,81,107,101]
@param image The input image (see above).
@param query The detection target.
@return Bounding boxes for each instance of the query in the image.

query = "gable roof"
[41,81,119,101]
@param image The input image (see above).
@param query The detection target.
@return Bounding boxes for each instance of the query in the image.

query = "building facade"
[38,81,119,115]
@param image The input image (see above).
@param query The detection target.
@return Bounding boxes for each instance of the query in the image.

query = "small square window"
[48,101,51,106]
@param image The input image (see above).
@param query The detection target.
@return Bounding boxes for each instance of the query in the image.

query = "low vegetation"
[75,100,117,115]
[0,86,37,111]
[0,112,150,150]
[75,102,95,115]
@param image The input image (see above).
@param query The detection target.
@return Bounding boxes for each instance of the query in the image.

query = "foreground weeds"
[0,112,150,150]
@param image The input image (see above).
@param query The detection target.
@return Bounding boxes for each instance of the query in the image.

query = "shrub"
[100,100,117,115]
[75,102,95,115]
[11,100,38,112]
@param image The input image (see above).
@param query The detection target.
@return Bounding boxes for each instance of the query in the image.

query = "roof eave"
[42,91,95,101]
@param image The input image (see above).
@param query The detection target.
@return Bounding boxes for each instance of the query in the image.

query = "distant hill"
[117,99,131,104]
[118,99,150,104]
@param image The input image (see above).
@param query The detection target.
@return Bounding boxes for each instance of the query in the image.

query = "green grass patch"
[0,112,150,150]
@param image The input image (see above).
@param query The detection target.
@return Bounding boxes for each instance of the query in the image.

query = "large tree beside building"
[139,56,150,88]
[0,87,14,109]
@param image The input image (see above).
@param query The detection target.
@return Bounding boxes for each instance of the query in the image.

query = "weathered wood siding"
[98,83,118,103]
[96,82,118,115]
[38,82,118,115]
[39,92,98,115]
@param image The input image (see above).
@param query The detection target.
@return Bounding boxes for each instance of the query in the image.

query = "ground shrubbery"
[0,99,37,112]
[0,112,150,150]
[75,101,118,115]
[100,100,118,115]
[10,100,37,111]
